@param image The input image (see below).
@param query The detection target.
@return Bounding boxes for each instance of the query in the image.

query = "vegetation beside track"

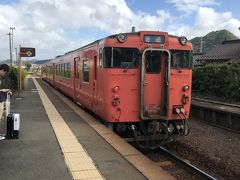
[0,66,28,90]
[192,63,240,101]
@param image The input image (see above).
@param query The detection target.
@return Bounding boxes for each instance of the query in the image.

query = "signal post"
[19,46,35,94]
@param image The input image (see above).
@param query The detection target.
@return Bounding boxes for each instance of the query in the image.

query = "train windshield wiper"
[123,63,129,72]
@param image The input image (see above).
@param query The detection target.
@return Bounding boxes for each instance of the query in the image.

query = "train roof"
[56,31,189,59]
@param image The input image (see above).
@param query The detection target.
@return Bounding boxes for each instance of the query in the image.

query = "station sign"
[20,47,35,57]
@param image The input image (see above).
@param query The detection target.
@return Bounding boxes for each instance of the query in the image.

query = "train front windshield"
[103,47,139,68]
[170,50,192,69]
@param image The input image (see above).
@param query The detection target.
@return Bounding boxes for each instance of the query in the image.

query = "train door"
[140,49,171,120]
[93,56,98,104]
[74,57,80,100]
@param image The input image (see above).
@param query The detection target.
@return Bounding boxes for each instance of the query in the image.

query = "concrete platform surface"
[0,77,71,180]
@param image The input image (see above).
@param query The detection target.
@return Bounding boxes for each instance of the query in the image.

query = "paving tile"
[54,131,75,136]
[73,170,103,180]
[100,133,126,144]
[124,154,158,173]
[59,138,79,147]
[62,145,85,153]
[111,141,140,156]
[91,124,113,135]
[155,161,173,167]
[65,157,96,171]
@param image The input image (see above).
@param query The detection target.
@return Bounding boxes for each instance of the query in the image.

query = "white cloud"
[0,0,239,60]
[0,0,172,60]
[181,7,240,38]
[166,0,218,14]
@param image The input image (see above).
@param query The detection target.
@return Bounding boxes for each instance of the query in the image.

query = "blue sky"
[0,0,239,60]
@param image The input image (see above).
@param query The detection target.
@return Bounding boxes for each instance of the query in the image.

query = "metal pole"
[7,32,12,66]
[17,45,21,96]
[10,27,15,65]
[15,48,17,62]
[200,36,203,53]
[18,45,21,95]
[20,47,22,94]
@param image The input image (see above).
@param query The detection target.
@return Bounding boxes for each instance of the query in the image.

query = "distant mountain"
[0,59,51,65]
[190,29,239,53]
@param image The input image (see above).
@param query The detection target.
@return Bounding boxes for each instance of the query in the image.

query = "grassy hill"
[190,29,239,53]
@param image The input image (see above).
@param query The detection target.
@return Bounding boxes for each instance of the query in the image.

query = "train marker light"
[183,85,190,91]
[117,33,127,43]
[112,86,120,93]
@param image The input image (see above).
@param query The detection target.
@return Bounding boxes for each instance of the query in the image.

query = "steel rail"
[158,146,217,180]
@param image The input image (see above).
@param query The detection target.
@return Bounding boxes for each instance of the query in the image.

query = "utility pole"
[7,32,12,66]
[15,48,17,61]
[200,36,203,53]
[10,27,15,65]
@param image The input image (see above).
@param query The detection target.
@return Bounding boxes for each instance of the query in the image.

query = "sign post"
[18,46,35,95]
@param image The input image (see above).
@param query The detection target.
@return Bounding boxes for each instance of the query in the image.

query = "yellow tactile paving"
[73,169,103,180]
[32,78,105,180]
[62,145,85,153]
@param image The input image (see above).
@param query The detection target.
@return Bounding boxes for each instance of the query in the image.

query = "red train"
[42,31,192,147]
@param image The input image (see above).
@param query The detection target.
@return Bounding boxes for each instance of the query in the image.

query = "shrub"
[0,67,28,91]
[193,63,240,101]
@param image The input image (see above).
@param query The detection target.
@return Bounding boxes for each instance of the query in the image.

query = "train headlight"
[183,85,190,91]
[112,86,120,93]
[179,36,187,45]
[117,33,127,43]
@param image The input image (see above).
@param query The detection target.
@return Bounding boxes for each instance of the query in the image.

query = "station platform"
[0,76,173,180]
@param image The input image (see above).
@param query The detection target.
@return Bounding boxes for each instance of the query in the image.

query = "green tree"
[25,62,32,71]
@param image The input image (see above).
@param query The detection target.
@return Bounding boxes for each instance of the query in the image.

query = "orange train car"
[42,31,192,147]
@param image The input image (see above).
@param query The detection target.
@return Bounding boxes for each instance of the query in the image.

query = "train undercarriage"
[109,119,190,149]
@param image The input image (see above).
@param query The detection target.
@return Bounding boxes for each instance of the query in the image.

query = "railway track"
[157,146,216,180]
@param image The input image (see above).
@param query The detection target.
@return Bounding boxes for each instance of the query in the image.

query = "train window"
[66,63,71,78]
[57,64,60,76]
[145,51,161,74]
[64,63,68,77]
[57,65,60,76]
[144,35,165,43]
[61,64,64,76]
[99,48,103,67]
[170,50,191,69]
[83,59,89,83]
[55,65,58,75]
[103,47,139,68]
